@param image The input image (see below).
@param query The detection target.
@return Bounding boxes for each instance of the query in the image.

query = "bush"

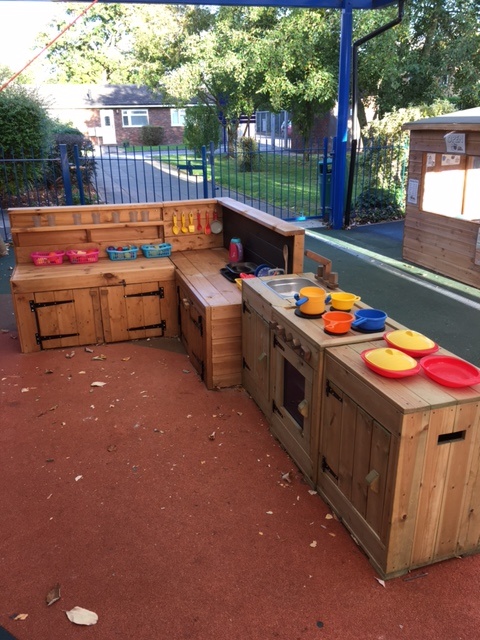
[0,84,51,155]
[51,131,95,187]
[141,125,164,146]
[183,106,220,154]
[353,187,404,224]
[238,137,260,172]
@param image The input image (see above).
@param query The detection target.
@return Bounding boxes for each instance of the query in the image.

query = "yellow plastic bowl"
[364,347,418,372]
[328,292,361,310]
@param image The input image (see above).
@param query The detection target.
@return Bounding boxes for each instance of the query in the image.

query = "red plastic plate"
[360,349,421,379]
[420,356,480,388]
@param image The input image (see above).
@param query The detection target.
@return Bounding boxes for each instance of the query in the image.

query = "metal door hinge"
[30,299,73,311]
[124,287,164,299]
[321,455,338,481]
[326,380,342,402]
[272,400,284,418]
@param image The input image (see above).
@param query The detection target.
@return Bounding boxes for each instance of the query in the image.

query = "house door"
[100,109,117,145]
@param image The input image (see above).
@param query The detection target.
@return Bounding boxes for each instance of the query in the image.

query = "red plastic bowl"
[420,356,480,388]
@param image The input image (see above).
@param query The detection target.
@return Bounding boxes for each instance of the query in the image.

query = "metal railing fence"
[0,137,408,239]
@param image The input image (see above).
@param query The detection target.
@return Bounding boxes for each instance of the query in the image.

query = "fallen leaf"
[182,369,190,374]
[65,606,98,626]
[78,371,86,375]
[45,369,53,374]
[90,381,106,387]
[325,514,333,520]
[281,471,292,484]
[46,583,61,606]
[121,357,131,361]
[75,475,83,481]
[85,347,94,353]
[308,490,317,495]
[13,613,28,621]
[65,351,75,359]
[266,511,273,515]
[208,431,216,441]
[21,387,30,393]
[310,540,317,548]
[328,532,336,537]
[107,444,117,452]
[92,355,107,361]
[375,577,386,588]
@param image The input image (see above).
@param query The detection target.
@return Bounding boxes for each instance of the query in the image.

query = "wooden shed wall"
[403,129,480,288]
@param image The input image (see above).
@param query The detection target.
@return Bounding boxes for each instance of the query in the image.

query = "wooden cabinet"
[173,254,243,390]
[241,294,271,418]
[177,277,205,379]
[14,277,178,352]
[23,288,104,350]
[318,342,480,579]
[100,281,175,342]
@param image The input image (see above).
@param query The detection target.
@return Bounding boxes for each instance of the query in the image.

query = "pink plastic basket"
[31,251,65,266]
[66,249,100,264]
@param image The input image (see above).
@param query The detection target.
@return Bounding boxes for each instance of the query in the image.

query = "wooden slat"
[350,407,373,518]
[365,421,391,538]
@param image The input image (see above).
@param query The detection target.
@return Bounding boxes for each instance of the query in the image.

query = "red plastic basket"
[66,249,100,264]
[31,251,65,266]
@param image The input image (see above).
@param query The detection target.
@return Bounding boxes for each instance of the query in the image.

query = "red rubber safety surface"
[1,331,480,640]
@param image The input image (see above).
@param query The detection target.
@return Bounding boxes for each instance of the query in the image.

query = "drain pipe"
[345,0,405,227]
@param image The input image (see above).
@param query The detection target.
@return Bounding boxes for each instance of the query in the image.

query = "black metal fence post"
[59,144,73,206]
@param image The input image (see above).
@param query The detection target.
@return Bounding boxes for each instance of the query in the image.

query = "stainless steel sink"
[264,277,322,298]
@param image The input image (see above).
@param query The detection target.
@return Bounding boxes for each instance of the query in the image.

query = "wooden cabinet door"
[31,289,103,350]
[319,379,394,542]
[177,282,205,379]
[242,300,270,416]
[100,283,167,342]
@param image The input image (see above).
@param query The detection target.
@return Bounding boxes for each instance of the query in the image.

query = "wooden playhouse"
[402,108,480,288]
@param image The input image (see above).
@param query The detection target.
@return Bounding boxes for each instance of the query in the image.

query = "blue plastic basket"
[141,243,172,258]
[106,246,138,261]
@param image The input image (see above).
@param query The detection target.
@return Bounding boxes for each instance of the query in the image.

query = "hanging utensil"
[197,211,202,232]
[188,212,195,233]
[181,213,188,234]
[283,244,289,274]
[210,210,223,234]
[172,212,179,235]
[205,212,211,235]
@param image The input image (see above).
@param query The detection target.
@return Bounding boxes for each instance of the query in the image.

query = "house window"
[171,108,186,127]
[122,109,149,127]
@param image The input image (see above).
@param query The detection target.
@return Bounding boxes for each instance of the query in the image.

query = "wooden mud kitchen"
[8,198,480,579]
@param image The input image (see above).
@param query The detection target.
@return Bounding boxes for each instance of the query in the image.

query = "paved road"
[304,221,480,365]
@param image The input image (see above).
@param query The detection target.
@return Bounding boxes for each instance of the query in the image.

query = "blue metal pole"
[332,6,353,230]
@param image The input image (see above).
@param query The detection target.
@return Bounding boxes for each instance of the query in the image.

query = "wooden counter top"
[10,256,175,293]
[170,248,241,308]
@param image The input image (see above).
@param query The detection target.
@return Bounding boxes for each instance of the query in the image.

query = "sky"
[0,1,67,77]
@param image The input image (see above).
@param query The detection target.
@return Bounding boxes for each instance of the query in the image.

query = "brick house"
[35,84,193,146]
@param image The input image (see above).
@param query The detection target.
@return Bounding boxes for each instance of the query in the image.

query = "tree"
[355,0,480,121]
[183,105,221,154]
[145,7,278,155]
[258,9,340,150]
[37,3,142,83]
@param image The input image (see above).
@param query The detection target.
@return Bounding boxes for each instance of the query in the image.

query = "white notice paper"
[444,132,465,154]
[407,179,419,205]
